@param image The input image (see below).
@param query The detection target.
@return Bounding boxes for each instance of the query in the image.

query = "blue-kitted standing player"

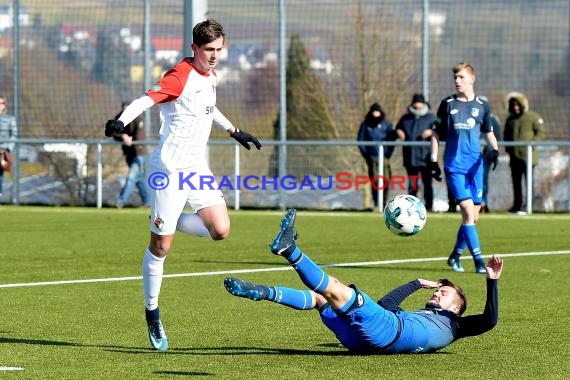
[225,209,504,354]
[430,62,500,273]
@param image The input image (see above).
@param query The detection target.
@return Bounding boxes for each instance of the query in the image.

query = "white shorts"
[147,165,226,235]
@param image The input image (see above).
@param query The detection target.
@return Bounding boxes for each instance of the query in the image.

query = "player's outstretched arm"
[485,255,503,279]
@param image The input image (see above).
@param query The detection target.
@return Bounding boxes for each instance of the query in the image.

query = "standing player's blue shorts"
[446,158,484,205]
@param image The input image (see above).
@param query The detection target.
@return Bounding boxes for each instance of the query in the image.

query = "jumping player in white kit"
[105,19,261,351]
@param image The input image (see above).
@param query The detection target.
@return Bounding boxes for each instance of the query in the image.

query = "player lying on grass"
[224,209,504,354]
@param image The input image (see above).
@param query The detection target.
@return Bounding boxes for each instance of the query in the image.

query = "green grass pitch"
[1,206,569,378]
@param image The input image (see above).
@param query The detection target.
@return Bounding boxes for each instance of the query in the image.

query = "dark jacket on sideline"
[357,103,396,161]
[395,104,435,168]
[503,92,545,165]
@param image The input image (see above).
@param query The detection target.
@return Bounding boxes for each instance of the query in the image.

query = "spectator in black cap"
[357,102,397,209]
[395,93,435,211]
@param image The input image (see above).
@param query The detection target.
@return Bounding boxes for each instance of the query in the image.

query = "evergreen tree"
[271,34,350,178]
[283,34,339,140]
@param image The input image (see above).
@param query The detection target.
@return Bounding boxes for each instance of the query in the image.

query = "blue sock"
[270,287,314,310]
[463,224,485,265]
[453,225,468,256]
[287,247,329,293]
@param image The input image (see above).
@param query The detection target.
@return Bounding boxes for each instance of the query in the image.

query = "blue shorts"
[446,161,483,204]
[318,287,400,353]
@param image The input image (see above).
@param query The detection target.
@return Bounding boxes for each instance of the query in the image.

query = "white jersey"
[147,58,220,173]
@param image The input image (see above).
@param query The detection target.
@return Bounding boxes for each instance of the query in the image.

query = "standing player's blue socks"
[224,278,314,310]
[453,225,468,256]
[463,224,486,272]
[447,225,467,272]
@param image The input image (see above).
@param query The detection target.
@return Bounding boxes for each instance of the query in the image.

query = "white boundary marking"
[0,367,24,371]
[1,250,568,289]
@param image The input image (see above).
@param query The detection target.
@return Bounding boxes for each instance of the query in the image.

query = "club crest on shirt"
[471,108,480,117]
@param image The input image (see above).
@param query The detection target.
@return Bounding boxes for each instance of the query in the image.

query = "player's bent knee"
[322,276,350,297]
[209,224,230,240]
[149,235,173,257]
[150,245,170,258]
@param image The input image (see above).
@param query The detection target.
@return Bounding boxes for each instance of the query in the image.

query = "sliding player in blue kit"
[430,62,500,273]
[224,209,503,354]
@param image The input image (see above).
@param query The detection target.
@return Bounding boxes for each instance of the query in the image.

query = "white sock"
[176,213,212,238]
[143,248,166,311]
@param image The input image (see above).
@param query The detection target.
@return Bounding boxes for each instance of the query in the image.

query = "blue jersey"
[393,307,459,353]
[319,279,499,354]
[433,95,493,174]
[379,279,499,354]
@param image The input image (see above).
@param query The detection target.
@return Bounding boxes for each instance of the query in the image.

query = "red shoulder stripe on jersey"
[146,58,193,103]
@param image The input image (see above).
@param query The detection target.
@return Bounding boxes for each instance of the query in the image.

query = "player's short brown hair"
[193,19,225,47]
[439,278,467,315]
[453,62,475,76]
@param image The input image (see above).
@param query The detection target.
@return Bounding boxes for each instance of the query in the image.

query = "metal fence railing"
[2,138,569,213]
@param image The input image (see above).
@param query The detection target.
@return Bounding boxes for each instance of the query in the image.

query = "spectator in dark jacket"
[113,102,150,208]
[357,102,396,209]
[503,92,545,213]
[396,93,435,211]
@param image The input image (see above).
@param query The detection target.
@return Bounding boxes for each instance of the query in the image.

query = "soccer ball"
[383,194,427,237]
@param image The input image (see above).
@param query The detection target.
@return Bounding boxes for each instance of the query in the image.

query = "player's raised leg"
[269,209,330,294]
[269,209,355,311]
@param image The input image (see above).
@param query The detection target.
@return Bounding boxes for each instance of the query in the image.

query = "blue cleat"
[447,254,465,273]
[270,209,298,255]
[146,309,169,351]
[224,277,268,301]
[476,265,487,274]
[474,258,487,274]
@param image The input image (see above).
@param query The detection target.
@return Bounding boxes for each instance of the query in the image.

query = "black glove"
[489,149,499,170]
[231,128,262,150]
[430,161,442,182]
[105,120,125,137]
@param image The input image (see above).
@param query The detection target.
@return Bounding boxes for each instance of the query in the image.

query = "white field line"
[0,366,24,371]
[1,250,569,289]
